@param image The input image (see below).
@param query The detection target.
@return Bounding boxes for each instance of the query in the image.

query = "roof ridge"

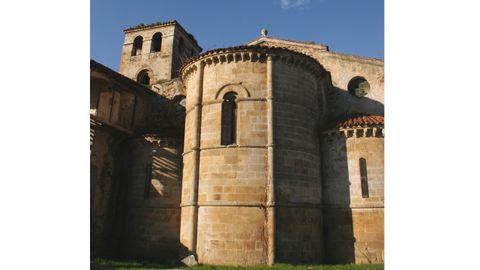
[247,36,329,50]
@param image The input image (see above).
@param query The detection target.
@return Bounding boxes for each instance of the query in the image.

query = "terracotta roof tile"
[335,115,384,129]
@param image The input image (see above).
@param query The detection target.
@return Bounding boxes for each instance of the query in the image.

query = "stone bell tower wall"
[120,25,176,83]
[120,21,201,84]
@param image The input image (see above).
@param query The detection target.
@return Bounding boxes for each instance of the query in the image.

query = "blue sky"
[91,0,383,71]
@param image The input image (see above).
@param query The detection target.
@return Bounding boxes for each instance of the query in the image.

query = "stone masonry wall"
[90,127,127,258]
[171,28,201,78]
[252,40,384,120]
[346,134,384,263]
[90,77,138,130]
[121,137,183,262]
[180,47,330,265]
[320,131,384,264]
[120,25,176,83]
[182,58,269,265]
[152,78,185,100]
[272,57,325,263]
[120,24,201,84]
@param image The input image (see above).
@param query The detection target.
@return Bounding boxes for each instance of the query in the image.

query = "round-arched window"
[150,32,162,52]
[137,70,151,86]
[131,36,143,56]
[348,76,370,97]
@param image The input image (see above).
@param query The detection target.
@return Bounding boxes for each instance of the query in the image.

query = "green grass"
[190,264,384,270]
[91,258,170,270]
[91,259,384,270]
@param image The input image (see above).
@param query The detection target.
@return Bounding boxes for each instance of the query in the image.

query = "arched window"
[178,37,184,54]
[150,32,162,52]
[348,76,370,97]
[221,92,237,145]
[137,70,151,86]
[359,158,369,198]
[131,36,143,56]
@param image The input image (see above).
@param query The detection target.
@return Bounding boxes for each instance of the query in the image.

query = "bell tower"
[119,20,202,86]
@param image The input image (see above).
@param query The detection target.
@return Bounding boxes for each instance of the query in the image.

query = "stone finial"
[261,28,268,37]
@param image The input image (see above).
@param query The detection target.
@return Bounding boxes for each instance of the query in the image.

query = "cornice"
[179,45,327,82]
[321,126,385,138]
[123,20,202,50]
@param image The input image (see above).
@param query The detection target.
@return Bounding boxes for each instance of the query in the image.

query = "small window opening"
[348,76,370,97]
[137,70,151,86]
[221,92,237,145]
[359,158,369,198]
[150,32,162,52]
[131,36,143,56]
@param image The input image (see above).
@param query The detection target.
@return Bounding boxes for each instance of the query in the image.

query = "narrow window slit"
[221,92,237,145]
[359,158,369,198]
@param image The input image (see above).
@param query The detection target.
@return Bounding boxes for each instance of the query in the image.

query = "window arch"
[221,92,237,145]
[131,36,143,56]
[348,76,370,97]
[150,32,162,52]
[137,70,151,86]
[359,158,369,198]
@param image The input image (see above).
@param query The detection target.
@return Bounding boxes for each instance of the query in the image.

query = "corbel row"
[181,47,327,82]
[322,126,384,138]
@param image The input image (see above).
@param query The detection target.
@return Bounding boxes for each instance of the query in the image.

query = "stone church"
[90,20,384,266]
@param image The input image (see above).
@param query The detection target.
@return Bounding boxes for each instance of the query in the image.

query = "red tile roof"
[334,115,384,129]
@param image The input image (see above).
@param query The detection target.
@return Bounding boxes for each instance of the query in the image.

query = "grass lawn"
[91,258,384,270]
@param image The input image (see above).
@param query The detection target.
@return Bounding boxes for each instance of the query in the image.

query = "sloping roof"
[248,36,384,63]
[247,36,329,51]
[335,115,384,129]
[90,59,157,97]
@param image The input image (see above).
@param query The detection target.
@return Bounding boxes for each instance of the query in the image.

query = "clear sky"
[91,0,384,71]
